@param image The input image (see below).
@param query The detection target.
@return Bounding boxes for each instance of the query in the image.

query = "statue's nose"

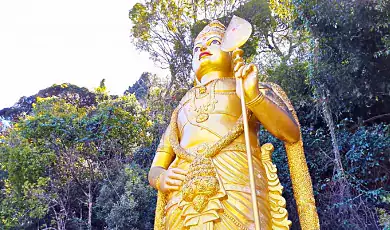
[200,46,207,52]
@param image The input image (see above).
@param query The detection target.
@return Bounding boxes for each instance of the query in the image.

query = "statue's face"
[192,33,232,80]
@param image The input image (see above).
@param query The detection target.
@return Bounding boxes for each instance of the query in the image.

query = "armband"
[246,92,265,109]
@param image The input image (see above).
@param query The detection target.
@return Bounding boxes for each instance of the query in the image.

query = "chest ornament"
[191,80,218,123]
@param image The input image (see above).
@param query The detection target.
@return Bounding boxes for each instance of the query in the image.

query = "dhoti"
[164,144,271,230]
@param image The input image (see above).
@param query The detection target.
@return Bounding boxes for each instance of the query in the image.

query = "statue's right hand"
[159,168,187,193]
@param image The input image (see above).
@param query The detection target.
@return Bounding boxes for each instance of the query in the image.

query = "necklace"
[169,106,247,162]
[191,79,218,123]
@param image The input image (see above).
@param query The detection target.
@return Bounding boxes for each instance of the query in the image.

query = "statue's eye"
[210,39,221,45]
[194,46,200,53]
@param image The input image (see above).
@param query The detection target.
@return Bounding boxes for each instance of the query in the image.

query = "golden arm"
[232,50,299,143]
[148,124,175,190]
[247,88,300,144]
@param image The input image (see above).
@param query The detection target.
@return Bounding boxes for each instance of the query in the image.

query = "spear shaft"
[222,16,261,230]
[237,75,261,230]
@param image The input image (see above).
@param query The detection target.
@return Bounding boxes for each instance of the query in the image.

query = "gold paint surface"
[150,19,319,230]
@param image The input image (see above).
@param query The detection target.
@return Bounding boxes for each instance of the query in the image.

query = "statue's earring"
[193,77,201,87]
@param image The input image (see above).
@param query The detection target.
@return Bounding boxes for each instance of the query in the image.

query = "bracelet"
[245,92,265,109]
[155,172,164,191]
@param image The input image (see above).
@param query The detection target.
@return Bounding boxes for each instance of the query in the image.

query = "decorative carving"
[191,80,218,123]
[181,156,219,212]
[266,83,320,229]
[261,143,292,230]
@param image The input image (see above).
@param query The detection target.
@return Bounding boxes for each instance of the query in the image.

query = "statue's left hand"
[232,49,260,102]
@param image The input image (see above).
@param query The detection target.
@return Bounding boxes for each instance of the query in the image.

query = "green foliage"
[96,164,156,229]
[23,94,151,159]
[129,1,193,87]
[341,123,390,192]
[124,72,189,168]
[294,0,390,120]
[129,0,245,87]
[266,60,313,120]
[378,194,390,229]
[0,134,53,228]
[260,122,390,229]
[0,91,154,229]
[234,0,310,71]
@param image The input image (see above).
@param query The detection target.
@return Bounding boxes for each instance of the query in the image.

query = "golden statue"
[148,18,320,230]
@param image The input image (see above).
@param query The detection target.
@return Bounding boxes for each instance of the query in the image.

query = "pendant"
[199,86,207,94]
[196,113,209,123]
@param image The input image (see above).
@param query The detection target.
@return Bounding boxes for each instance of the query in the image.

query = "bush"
[260,123,390,229]
[96,164,156,230]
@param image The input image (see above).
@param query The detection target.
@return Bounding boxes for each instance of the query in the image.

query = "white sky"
[0,0,169,109]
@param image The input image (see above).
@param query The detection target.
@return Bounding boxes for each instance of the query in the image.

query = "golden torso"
[177,77,259,150]
[164,78,271,230]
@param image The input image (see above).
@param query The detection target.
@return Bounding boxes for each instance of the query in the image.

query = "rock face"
[124,72,156,107]
[0,83,97,121]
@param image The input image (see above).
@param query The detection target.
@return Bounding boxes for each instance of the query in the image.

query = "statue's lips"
[199,52,212,60]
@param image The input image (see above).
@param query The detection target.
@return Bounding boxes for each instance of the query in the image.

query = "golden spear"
[221,15,320,230]
[221,15,261,230]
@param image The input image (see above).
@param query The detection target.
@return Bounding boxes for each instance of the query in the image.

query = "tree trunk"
[87,183,92,230]
[321,93,345,177]
[52,208,66,230]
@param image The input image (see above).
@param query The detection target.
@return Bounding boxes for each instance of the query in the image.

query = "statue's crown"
[195,20,226,41]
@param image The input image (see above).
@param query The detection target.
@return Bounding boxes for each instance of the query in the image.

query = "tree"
[0,88,153,229]
[96,164,156,230]
[129,0,246,88]
[288,0,390,228]
[0,83,97,121]
[294,0,390,123]
[236,0,310,67]
[0,133,53,229]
